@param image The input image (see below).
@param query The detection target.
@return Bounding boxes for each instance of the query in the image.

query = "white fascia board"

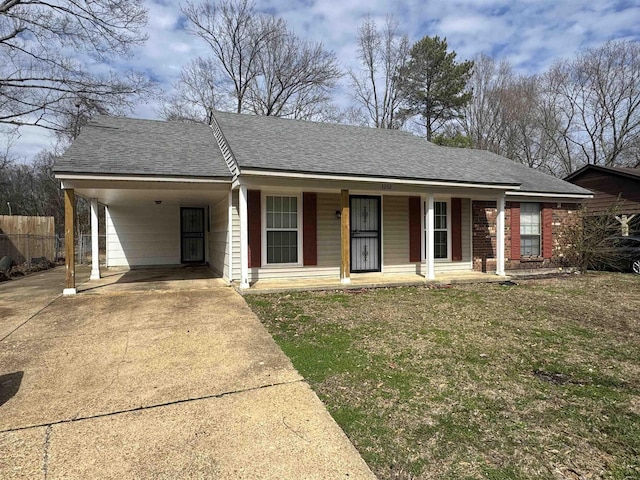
[506,191,592,200]
[55,173,231,184]
[239,169,521,191]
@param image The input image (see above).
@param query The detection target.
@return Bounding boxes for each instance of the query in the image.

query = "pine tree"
[398,36,473,141]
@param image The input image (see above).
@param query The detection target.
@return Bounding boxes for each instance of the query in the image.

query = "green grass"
[247,273,640,480]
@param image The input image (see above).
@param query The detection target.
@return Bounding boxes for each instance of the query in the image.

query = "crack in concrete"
[42,424,52,480]
[0,296,61,343]
[0,378,305,435]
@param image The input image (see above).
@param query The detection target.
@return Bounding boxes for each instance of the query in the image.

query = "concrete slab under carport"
[77,265,228,294]
[0,267,374,479]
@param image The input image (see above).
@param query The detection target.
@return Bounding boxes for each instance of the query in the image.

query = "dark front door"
[181,207,205,263]
[350,196,381,273]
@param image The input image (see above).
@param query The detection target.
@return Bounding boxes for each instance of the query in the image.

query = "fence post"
[27,234,31,269]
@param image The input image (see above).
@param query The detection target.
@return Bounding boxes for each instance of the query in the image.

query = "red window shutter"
[409,197,421,262]
[247,190,261,268]
[542,203,553,259]
[510,202,521,260]
[451,198,462,261]
[303,192,317,266]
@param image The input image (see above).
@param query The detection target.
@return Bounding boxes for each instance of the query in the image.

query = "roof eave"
[238,168,522,191]
[54,172,232,183]
[506,190,593,200]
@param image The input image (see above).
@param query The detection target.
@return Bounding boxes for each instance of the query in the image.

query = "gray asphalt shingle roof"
[213,111,590,195]
[55,113,591,196]
[54,116,231,178]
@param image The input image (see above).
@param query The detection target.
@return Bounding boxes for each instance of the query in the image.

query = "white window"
[520,203,541,257]
[425,200,450,260]
[264,195,301,265]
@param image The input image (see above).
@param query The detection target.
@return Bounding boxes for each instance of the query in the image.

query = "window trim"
[424,198,452,262]
[261,192,303,267]
[520,202,541,258]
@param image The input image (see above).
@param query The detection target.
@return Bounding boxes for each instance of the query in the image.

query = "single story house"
[54,112,592,294]
[565,164,640,236]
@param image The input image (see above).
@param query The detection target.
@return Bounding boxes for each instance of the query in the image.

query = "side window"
[520,203,541,257]
[425,200,449,259]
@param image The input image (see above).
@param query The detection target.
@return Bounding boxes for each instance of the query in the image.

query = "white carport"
[58,175,231,295]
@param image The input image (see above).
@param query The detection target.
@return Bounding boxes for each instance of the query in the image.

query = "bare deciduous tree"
[0,0,154,133]
[161,58,231,123]
[461,55,582,176]
[248,27,341,119]
[459,54,513,152]
[177,0,342,121]
[546,40,640,170]
[348,16,409,129]
[182,0,279,114]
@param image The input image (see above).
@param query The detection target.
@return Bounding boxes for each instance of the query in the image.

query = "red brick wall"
[472,201,581,272]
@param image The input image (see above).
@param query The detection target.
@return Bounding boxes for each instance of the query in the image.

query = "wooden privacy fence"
[0,215,57,263]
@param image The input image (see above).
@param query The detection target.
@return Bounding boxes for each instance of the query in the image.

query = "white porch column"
[426,193,435,281]
[238,185,250,289]
[496,193,506,276]
[90,198,100,280]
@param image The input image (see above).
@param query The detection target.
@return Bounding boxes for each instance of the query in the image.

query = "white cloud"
[8,0,640,158]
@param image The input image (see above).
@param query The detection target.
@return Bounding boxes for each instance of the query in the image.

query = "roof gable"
[565,164,640,183]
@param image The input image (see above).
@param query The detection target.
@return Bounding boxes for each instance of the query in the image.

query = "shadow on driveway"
[0,371,23,407]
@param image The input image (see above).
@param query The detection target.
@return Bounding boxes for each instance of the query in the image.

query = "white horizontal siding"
[106,205,180,267]
[317,192,341,267]
[383,195,409,267]
[210,196,228,278]
[231,189,241,278]
[250,266,339,281]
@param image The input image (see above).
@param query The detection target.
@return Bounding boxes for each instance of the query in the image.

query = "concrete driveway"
[0,267,374,479]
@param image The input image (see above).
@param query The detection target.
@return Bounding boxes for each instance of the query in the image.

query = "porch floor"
[242,271,510,295]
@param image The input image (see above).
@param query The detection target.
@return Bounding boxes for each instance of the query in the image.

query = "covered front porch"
[232,176,512,289]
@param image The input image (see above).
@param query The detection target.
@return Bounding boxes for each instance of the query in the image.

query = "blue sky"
[9,0,640,159]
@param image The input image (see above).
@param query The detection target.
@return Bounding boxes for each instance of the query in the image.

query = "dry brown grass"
[247,272,640,480]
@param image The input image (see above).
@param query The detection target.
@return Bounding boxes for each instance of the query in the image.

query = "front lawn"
[246,273,640,480]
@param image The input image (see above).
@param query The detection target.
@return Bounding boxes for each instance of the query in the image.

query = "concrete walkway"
[0,267,374,479]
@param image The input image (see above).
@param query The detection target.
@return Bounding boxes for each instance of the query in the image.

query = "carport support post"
[90,198,100,280]
[496,193,506,276]
[238,185,250,289]
[425,193,435,281]
[340,189,350,284]
[63,188,76,295]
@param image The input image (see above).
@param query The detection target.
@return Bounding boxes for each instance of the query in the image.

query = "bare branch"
[1,0,153,135]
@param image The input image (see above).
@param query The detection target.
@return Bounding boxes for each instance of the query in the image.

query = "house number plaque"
[381,184,392,190]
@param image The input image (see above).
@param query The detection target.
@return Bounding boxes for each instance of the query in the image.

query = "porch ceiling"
[60,179,230,206]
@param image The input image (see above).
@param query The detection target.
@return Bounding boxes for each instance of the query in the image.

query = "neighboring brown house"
[565,165,640,235]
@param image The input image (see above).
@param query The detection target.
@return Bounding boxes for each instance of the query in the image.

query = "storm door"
[181,207,205,263]
[350,196,381,272]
